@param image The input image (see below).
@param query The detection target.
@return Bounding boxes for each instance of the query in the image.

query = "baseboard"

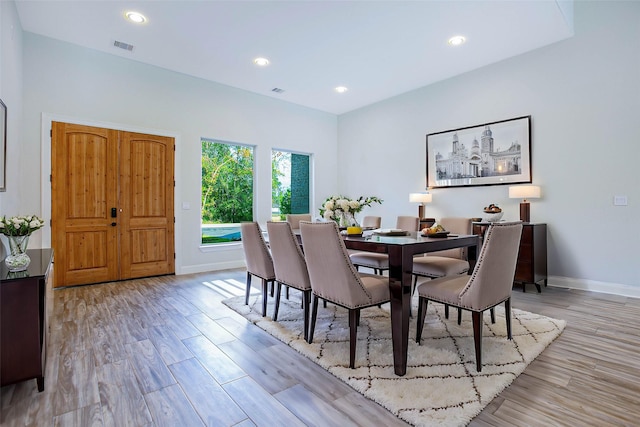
[177,260,246,275]
[174,267,640,299]
[549,275,640,298]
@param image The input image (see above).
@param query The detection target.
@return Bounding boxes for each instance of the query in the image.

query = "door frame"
[40,113,184,274]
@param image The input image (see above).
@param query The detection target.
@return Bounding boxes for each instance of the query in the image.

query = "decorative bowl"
[346,226,363,235]
[482,212,504,222]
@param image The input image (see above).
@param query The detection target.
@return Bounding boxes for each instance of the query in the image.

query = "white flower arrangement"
[319,195,383,222]
[0,215,45,236]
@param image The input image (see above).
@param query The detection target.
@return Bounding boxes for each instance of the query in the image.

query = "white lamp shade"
[409,192,432,203]
[508,185,541,199]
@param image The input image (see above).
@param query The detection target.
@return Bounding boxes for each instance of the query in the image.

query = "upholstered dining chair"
[350,215,419,275]
[412,217,473,292]
[240,222,276,317]
[266,221,312,340]
[300,221,390,368]
[396,215,420,232]
[286,214,312,230]
[361,215,381,229]
[415,221,523,372]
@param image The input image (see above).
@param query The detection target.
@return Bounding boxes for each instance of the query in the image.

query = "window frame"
[271,148,313,222]
[201,138,255,247]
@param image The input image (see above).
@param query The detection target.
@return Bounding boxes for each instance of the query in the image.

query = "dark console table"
[472,222,547,293]
[1,248,53,391]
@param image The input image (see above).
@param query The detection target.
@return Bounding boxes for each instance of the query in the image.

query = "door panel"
[52,123,119,287]
[52,123,175,287]
[119,132,175,280]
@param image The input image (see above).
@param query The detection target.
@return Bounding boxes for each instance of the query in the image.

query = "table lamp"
[508,185,541,223]
[409,192,432,220]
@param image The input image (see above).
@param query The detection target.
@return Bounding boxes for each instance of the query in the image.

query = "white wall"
[0,0,24,258]
[18,33,337,274]
[5,1,640,296]
[338,1,640,295]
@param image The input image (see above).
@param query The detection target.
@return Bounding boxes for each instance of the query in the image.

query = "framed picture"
[0,98,5,192]
[426,115,531,189]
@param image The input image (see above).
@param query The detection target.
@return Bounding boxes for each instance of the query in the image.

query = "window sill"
[199,242,242,252]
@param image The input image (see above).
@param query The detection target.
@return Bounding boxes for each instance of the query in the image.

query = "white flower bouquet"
[0,215,45,236]
[319,195,383,223]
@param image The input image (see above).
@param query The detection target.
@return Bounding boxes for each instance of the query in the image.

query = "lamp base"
[520,202,531,223]
[418,205,425,220]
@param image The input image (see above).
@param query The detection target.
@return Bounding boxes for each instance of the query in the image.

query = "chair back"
[286,214,312,229]
[361,216,381,228]
[300,221,374,307]
[266,221,311,291]
[240,222,275,280]
[396,216,419,231]
[429,217,472,259]
[459,221,523,310]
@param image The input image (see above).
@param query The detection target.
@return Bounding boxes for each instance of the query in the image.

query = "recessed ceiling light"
[335,86,348,93]
[125,11,147,24]
[254,57,270,66]
[448,35,466,46]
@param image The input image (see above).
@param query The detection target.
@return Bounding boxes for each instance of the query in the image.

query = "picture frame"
[426,115,531,189]
[0,98,6,192]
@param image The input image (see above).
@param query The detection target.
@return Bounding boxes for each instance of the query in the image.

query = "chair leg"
[416,297,429,343]
[270,281,275,297]
[302,290,311,342]
[505,298,512,340]
[412,275,418,294]
[261,279,269,317]
[457,307,462,325]
[490,307,496,324]
[444,304,449,319]
[471,311,483,372]
[273,282,282,321]
[308,294,319,343]
[245,272,252,305]
[286,286,290,300]
[348,309,359,368]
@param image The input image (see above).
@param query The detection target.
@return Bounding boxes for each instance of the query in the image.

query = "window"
[201,139,254,244]
[272,150,311,221]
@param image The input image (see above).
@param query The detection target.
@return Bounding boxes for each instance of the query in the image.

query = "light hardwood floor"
[2,268,640,426]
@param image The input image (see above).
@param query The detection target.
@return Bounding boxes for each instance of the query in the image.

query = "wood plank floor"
[2,268,640,426]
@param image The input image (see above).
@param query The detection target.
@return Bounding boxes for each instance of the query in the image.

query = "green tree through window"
[201,140,254,244]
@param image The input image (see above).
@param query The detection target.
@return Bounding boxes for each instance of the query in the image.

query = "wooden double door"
[51,122,175,288]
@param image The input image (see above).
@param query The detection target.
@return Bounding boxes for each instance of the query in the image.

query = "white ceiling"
[14,0,574,115]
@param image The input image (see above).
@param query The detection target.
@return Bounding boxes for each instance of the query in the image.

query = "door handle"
[111,208,117,218]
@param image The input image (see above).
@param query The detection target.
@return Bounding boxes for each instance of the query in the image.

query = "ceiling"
[14,1,574,115]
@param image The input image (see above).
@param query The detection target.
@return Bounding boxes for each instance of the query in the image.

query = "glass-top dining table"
[341,231,480,376]
[281,227,480,376]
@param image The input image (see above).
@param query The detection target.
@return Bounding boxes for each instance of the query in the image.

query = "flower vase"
[5,235,31,272]
[340,212,358,228]
[338,212,348,228]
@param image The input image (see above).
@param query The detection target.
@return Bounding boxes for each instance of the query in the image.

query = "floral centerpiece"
[1,215,45,272]
[319,195,383,227]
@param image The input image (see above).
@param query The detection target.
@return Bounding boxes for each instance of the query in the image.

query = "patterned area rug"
[223,293,565,426]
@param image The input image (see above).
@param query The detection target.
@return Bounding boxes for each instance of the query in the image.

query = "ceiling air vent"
[271,88,285,94]
[113,40,135,52]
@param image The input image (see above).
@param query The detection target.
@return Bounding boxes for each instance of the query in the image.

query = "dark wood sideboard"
[472,222,547,293]
[1,248,53,391]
